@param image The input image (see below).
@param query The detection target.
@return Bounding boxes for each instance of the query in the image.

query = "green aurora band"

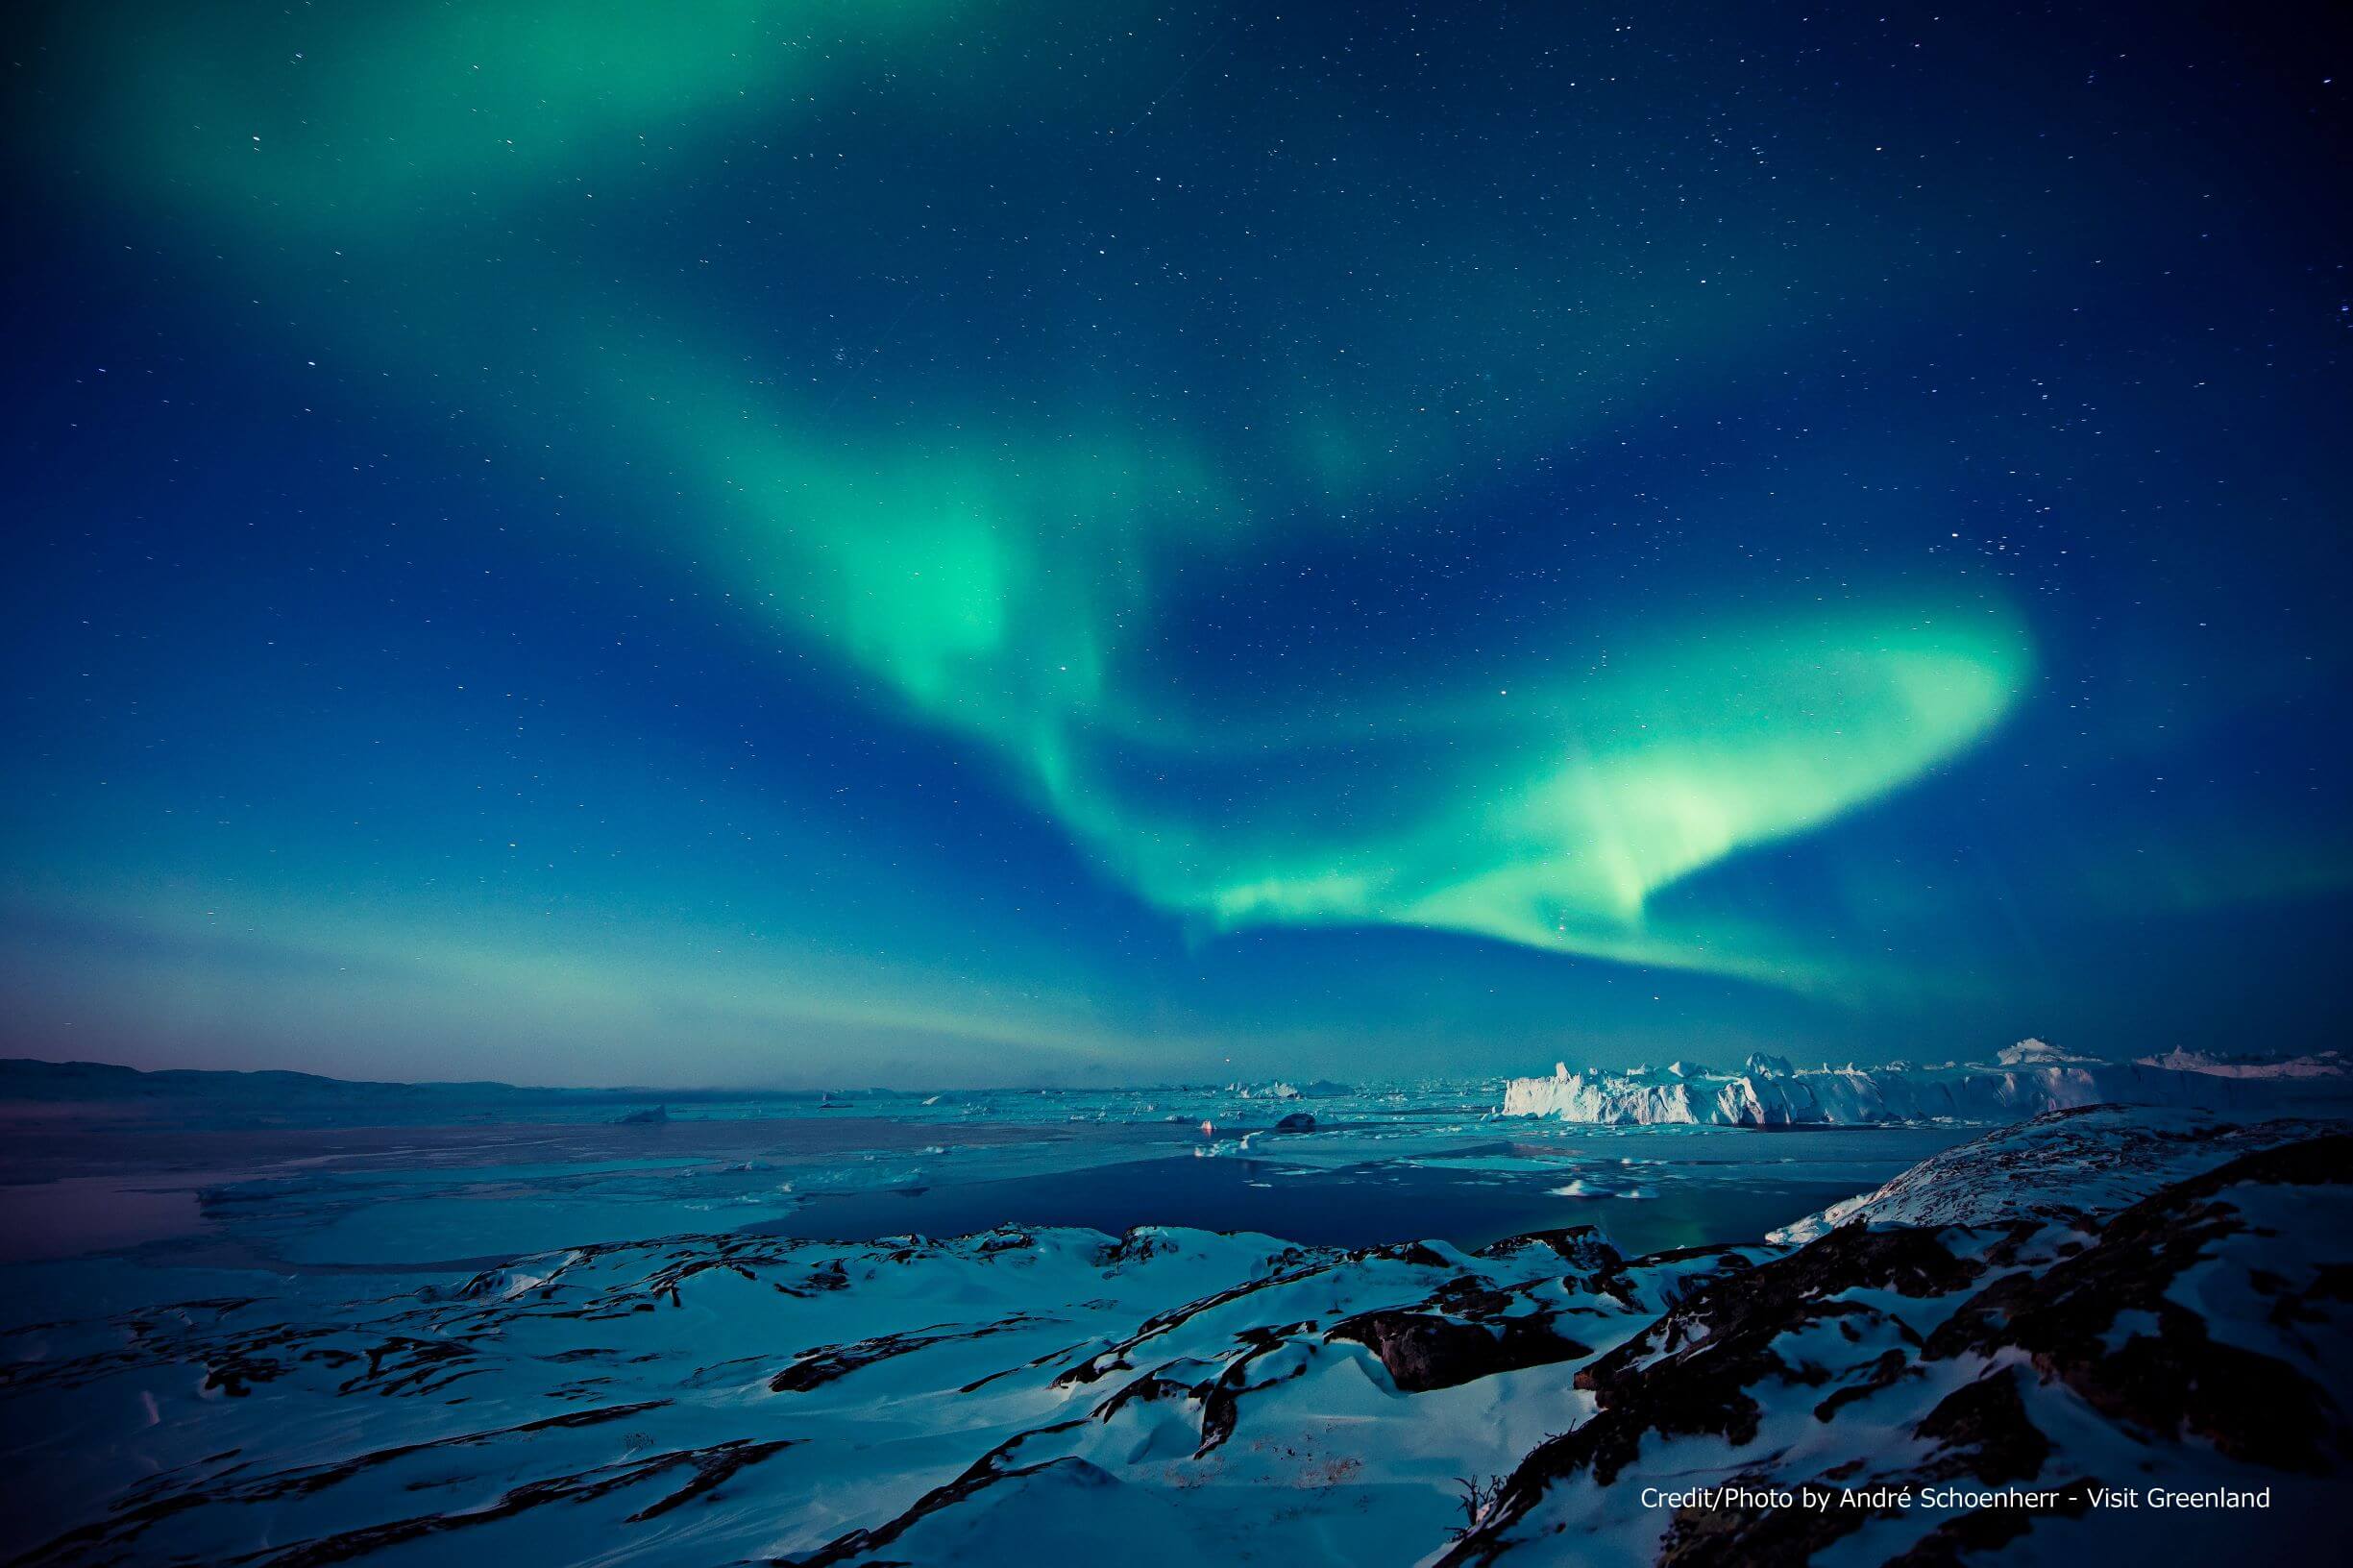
[59,0,2034,999]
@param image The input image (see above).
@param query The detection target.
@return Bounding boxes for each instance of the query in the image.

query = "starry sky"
[2,2,2348,1087]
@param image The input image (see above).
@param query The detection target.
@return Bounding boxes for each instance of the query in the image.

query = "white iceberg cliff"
[1502,1041,2349,1125]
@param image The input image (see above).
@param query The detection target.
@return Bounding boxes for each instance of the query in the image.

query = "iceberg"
[1502,1041,2349,1126]
[2134,1046,2348,1080]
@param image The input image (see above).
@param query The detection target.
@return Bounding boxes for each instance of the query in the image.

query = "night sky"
[2,3,2347,1087]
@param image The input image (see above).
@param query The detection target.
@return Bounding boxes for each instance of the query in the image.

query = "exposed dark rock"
[1328,1310,1593,1393]
[1925,1135,2352,1473]
[254,1437,792,1566]
[1439,1134,2351,1567]
[1050,1257,1335,1388]
[1652,1481,1885,1568]
[1911,1369,2049,1485]
[1438,1224,1983,1563]
[1192,1328,1310,1453]
[1879,1479,2096,1568]
[958,1337,1098,1394]
[1476,1225,1625,1274]
[1091,1368,1195,1421]
[1579,1242,1756,1311]
[15,1417,769,1568]
[1811,1347,1914,1421]
[770,1317,1042,1393]
[797,1421,1089,1567]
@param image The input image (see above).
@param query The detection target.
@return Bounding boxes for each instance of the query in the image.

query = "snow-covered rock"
[1767,1105,2341,1242]
[0,1218,1750,1566]
[1441,1127,2353,1567]
[4,1111,2345,1566]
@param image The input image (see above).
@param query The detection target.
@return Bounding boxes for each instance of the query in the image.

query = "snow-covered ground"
[2,1066,2347,1565]
[0,1103,2344,1562]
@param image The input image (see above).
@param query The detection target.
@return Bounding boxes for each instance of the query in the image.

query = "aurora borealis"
[2,3,2347,1085]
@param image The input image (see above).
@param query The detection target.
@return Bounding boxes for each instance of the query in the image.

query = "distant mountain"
[0,1057,531,1102]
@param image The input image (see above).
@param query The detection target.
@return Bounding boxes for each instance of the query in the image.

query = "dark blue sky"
[3,2,2347,1085]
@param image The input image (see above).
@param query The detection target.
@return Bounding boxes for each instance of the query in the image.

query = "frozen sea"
[0,1078,1974,1272]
